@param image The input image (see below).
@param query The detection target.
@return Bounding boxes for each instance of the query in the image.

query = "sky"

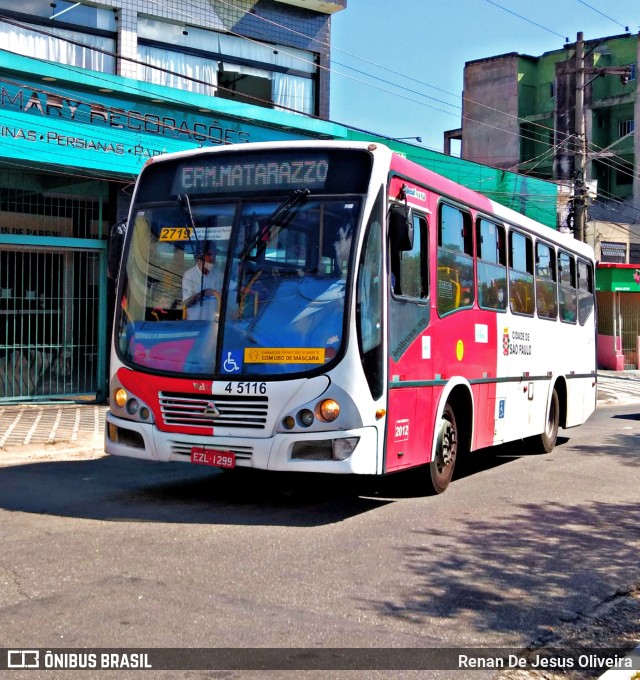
[329,0,640,153]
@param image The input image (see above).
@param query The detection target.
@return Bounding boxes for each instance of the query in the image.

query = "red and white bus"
[106,141,596,494]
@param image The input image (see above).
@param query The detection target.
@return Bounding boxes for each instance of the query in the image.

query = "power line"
[576,0,630,32]
[1,11,570,167]
[483,0,569,41]
[209,0,572,146]
[0,4,626,220]
[9,3,582,167]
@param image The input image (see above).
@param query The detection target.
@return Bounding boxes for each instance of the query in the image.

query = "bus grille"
[159,392,268,430]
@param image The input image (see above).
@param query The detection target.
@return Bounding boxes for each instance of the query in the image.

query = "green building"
[456,32,639,262]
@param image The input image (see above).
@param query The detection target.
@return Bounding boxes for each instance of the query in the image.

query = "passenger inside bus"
[560,291,577,321]
[510,279,534,314]
[182,241,222,320]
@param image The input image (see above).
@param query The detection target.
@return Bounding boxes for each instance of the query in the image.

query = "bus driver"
[182,241,222,321]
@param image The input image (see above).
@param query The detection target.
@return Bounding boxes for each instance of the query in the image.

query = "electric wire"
[0,12,567,167]
[1,6,586,166]
[205,0,574,146]
[576,0,630,32]
[0,6,634,222]
[483,0,569,41]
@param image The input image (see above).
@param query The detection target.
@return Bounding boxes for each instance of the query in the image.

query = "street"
[0,402,638,678]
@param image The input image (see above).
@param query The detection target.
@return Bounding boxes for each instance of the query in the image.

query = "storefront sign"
[596,265,640,293]
[0,82,254,147]
[0,53,338,177]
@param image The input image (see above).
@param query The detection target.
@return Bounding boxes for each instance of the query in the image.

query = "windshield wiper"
[236,188,309,304]
[177,193,200,250]
[239,189,310,262]
[178,193,209,306]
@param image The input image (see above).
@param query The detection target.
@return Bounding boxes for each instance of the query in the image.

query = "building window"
[616,161,634,186]
[137,17,317,114]
[618,119,635,137]
[629,243,640,264]
[549,81,555,98]
[0,1,116,72]
[600,241,627,263]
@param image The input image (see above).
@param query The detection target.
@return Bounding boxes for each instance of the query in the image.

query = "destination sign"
[174,155,329,194]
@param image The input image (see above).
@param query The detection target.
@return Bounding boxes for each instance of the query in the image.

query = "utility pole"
[574,32,587,243]
[571,32,632,243]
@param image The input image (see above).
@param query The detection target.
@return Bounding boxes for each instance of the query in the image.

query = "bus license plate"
[191,447,236,469]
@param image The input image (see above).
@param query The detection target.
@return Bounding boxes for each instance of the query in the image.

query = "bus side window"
[437,203,473,315]
[508,229,534,315]
[558,251,577,323]
[476,217,507,311]
[357,189,384,399]
[392,212,429,300]
[577,259,594,325]
[535,241,558,319]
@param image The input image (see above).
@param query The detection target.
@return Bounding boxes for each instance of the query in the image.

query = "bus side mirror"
[389,204,414,251]
[108,219,127,281]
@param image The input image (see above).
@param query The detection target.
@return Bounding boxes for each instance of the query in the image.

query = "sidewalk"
[0,402,107,464]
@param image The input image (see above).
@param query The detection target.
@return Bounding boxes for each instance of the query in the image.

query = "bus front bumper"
[105,411,380,475]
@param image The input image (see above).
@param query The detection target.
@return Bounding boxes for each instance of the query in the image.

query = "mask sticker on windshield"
[244,348,325,364]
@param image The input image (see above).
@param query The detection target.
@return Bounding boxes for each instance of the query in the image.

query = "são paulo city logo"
[502,327,533,356]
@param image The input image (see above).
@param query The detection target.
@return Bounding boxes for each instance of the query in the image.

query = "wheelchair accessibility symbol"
[222,350,242,373]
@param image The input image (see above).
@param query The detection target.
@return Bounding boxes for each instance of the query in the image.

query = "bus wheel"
[427,403,458,494]
[536,388,559,453]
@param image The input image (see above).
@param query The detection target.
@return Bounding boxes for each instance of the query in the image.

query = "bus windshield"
[116,193,363,377]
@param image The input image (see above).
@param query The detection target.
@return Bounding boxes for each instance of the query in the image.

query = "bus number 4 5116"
[224,382,267,395]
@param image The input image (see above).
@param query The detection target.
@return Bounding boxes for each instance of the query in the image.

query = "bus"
[106,140,596,494]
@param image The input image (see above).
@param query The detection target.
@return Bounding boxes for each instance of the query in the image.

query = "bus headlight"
[126,398,140,415]
[111,386,154,423]
[114,387,128,408]
[298,409,315,427]
[318,399,340,422]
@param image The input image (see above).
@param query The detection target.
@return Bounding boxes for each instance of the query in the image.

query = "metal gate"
[0,177,108,403]
[619,293,640,369]
[596,291,640,369]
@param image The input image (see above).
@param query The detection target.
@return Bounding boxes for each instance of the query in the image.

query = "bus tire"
[536,388,559,453]
[427,403,458,494]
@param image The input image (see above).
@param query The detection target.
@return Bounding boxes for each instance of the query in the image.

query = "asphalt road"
[0,402,638,678]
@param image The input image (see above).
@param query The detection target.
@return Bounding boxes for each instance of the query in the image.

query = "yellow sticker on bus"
[244,348,325,364]
[159,227,193,242]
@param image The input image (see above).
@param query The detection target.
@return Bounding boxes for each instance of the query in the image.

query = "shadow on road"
[0,440,532,526]
[365,496,640,639]
[0,421,613,529]
[0,456,394,526]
